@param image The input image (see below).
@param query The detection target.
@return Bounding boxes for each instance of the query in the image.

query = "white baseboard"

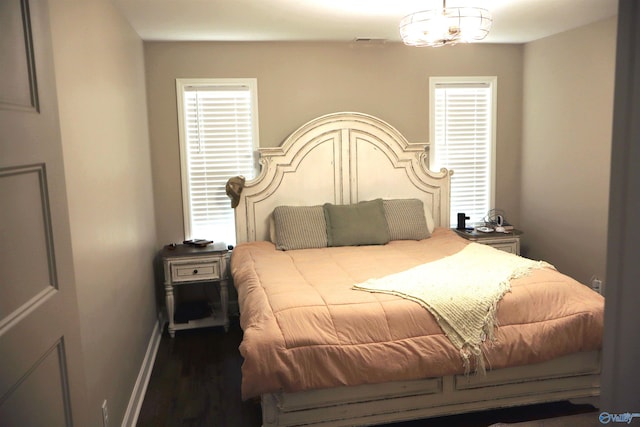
[121,316,164,427]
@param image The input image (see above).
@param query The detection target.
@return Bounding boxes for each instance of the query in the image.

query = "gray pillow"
[272,205,328,250]
[323,199,390,247]
[383,199,431,241]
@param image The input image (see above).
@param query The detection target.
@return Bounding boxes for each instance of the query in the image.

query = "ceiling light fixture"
[399,0,492,47]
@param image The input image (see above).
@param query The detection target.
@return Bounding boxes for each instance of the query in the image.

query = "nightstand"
[453,229,522,255]
[161,242,229,337]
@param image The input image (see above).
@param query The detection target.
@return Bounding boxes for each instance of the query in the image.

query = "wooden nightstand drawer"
[171,260,220,282]
[488,241,518,254]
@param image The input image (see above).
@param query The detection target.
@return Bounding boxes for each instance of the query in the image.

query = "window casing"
[429,76,497,227]
[176,78,259,246]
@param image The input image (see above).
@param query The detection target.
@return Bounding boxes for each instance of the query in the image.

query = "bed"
[229,112,604,427]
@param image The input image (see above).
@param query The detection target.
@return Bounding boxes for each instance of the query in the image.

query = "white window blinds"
[430,77,496,227]
[176,79,258,245]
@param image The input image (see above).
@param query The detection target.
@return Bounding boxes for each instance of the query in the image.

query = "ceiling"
[113,0,618,45]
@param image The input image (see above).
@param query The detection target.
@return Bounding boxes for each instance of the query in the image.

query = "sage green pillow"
[323,199,390,247]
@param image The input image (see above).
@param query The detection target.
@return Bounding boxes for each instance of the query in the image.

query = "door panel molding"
[0,163,58,334]
[0,0,39,113]
[0,287,57,337]
[0,339,72,426]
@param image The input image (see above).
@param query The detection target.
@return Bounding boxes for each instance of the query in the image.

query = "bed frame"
[233,112,600,427]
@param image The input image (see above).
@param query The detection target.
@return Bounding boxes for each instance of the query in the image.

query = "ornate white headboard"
[234,112,451,243]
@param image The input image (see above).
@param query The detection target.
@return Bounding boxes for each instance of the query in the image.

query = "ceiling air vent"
[353,37,388,44]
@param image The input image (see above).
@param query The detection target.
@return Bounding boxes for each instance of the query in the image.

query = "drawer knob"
[193,269,198,274]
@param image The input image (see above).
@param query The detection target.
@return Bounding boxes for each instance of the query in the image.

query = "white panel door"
[0,1,88,425]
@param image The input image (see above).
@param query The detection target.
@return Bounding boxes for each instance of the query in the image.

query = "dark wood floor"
[136,318,597,427]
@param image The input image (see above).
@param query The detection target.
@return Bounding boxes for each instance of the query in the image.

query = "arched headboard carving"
[234,112,452,243]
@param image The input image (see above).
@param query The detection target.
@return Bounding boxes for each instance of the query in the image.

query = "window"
[176,78,259,246]
[429,76,497,227]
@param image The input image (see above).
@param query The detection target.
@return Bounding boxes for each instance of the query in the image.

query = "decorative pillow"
[272,205,328,250]
[383,199,431,241]
[323,199,390,247]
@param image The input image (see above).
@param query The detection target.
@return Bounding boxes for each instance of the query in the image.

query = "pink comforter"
[230,228,604,399]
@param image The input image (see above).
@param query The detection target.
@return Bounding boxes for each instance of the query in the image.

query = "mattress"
[230,228,604,400]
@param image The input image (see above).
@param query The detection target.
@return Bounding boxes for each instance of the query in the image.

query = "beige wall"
[145,41,524,245]
[521,17,616,284]
[47,0,158,425]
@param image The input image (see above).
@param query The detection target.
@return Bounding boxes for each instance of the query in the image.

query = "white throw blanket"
[353,242,554,373]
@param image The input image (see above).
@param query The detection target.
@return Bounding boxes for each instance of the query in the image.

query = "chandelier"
[399,0,492,47]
